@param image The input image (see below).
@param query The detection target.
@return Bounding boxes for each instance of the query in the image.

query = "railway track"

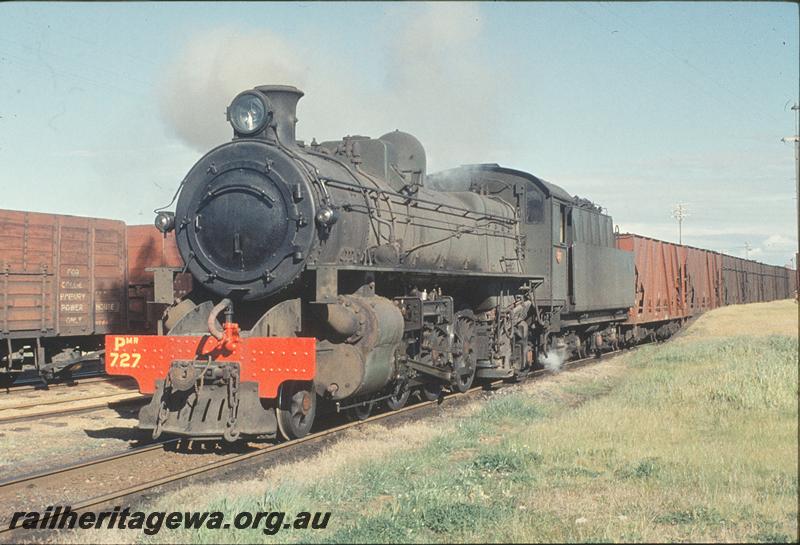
[4,389,140,412]
[0,394,146,426]
[2,373,122,394]
[0,347,621,538]
[0,374,141,425]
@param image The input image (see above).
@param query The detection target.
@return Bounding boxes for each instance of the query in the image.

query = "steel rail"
[0,439,178,490]
[2,389,141,412]
[0,395,146,425]
[2,374,122,394]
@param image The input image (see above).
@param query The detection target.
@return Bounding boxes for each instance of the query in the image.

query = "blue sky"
[0,2,797,265]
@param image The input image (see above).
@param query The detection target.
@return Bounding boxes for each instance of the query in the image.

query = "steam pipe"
[208,298,233,340]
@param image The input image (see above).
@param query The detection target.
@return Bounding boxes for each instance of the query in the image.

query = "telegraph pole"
[782,103,799,299]
[743,241,752,260]
[672,203,689,245]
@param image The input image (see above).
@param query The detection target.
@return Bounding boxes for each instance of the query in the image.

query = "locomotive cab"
[428,164,634,361]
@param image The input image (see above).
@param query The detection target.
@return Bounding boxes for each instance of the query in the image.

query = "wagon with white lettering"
[0,208,128,382]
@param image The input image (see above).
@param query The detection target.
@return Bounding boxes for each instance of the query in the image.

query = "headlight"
[227,92,269,134]
[154,211,175,234]
[315,206,338,226]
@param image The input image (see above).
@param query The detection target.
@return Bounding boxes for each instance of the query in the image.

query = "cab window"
[526,188,544,223]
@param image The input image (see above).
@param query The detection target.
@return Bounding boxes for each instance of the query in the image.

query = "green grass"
[119,310,797,544]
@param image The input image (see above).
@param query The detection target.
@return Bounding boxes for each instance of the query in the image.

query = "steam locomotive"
[105,85,787,442]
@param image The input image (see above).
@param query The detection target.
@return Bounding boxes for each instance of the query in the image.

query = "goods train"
[104,85,795,442]
[0,212,188,384]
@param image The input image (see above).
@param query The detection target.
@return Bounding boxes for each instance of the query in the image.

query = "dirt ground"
[0,401,147,480]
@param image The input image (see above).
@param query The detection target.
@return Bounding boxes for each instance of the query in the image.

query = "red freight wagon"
[616,233,795,329]
[1,213,194,382]
[721,254,796,305]
[0,209,127,378]
[126,225,191,333]
[127,224,183,285]
[615,234,721,325]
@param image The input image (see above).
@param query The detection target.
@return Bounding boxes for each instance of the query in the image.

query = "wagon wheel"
[385,382,411,411]
[276,382,316,440]
[451,312,477,393]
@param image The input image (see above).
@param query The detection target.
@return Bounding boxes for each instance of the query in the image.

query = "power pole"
[743,241,752,260]
[782,103,799,299]
[672,203,689,245]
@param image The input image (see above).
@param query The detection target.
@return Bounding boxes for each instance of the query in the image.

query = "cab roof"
[432,163,574,202]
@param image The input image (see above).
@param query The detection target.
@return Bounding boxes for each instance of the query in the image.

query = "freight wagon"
[126,225,190,333]
[0,210,185,383]
[616,233,797,336]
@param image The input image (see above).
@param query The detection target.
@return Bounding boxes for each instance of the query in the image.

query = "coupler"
[139,359,278,441]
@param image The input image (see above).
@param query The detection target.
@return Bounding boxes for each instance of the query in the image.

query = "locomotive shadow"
[82,399,153,446]
[79,383,492,454]
[84,425,154,446]
[80,400,272,453]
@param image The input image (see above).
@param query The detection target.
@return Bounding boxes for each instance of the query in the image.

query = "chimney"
[256,85,304,146]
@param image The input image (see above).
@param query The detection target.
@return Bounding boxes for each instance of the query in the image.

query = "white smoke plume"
[538,349,566,372]
[158,3,514,171]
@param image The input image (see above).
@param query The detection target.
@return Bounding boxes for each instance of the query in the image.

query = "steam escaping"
[539,349,566,372]
[158,27,310,152]
[158,3,515,171]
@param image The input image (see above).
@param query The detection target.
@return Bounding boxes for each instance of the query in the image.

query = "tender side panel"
[570,242,634,312]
